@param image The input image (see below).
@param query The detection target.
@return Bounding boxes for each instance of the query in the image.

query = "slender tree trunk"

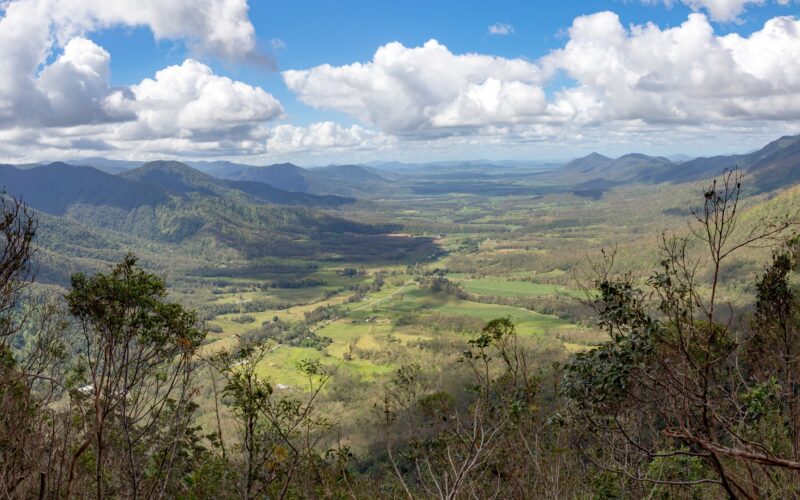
[64,438,91,498]
[210,368,227,460]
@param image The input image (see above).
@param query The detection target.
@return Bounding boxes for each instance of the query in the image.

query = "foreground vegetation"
[3,170,800,498]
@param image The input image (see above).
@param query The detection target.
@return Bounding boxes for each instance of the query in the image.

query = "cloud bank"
[284,40,545,137]
[284,12,800,144]
[0,0,292,159]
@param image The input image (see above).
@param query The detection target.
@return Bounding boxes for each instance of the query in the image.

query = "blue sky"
[96,0,797,126]
[1,0,799,164]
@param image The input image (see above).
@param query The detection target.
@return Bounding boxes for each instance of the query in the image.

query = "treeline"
[205,298,292,318]
[418,275,469,300]
[243,318,333,350]
[5,173,800,498]
[394,311,486,334]
[238,305,343,350]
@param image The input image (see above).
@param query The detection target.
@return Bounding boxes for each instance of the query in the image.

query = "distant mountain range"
[363,159,555,172]
[1,133,797,284]
[0,159,377,264]
[9,132,800,206]
[0,160,436,284]
[558,152,674,183]
[653,134,800,192]
[559,133,800,193]
[0,162,170,215]
[67,158,399,198]
[72,157,144,174]
[0,161,354,215]
[221,163,398,197]
[121,161,355,207]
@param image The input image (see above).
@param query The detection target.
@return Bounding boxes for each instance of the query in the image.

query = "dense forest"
[2,169,800,499]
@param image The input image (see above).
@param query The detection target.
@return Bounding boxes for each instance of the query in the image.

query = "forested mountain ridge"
[21,133,800,203]
[0,162,171,214]
[0,161,432,285]
[660,133,800,192]
[311,164,399,183]
[122,160,355,207]
[559,152,673,182]
[0,161,354,215]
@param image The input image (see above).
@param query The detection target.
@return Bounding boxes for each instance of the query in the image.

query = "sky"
[0,0,799,165]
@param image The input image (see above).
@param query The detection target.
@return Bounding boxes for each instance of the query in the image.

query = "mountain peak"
[122,160,216,196]
[137,160,203,172]
[617,153,672,163]
[561,153,613,173]
[43,161,76,169]
[0,162,169,215]
[129,160,210,177]
[618,153,648,160]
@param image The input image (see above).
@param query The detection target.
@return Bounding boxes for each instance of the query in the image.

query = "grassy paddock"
[460,277,580,298]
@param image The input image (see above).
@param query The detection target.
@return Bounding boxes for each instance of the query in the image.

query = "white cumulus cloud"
[53,0,259,61]
[112,59,283,140]
[543,12,800,124]
[488,23,514,35]
[266,122,394,154]
[284,13,800,142]
[283,39,544,136]
[0,0,267,130]
[35,38,133,127]
[0,0,288,159]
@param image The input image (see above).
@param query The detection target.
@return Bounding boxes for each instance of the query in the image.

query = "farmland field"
[460,277,580,298]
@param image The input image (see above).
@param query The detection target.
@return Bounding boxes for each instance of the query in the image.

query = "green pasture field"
[253,345,395,387]
[460,277,581,298]
[347,286,571,335]
[204,274,579,387]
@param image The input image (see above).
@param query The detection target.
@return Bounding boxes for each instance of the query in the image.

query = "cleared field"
[212,285,341,305]
[352,287,571,335]
[435,301,569,334]
[208,290,355,333]
[204,268,586,390]
[319,320,392,357]
[461,278,579,298]
[254,345,395,387]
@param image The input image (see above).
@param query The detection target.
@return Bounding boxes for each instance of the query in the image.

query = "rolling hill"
[0,162,170,214]
[121,160,218,196]
[226,163,314,192]
[556,134,800,193]
[557,153,613,176]
[121,161,356,207]
[187,160,250,178]
[558,152,673,183]
[226,162,397,197]
[656,134,800,192]
[70,157,143,174]
[311,164,402,183]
